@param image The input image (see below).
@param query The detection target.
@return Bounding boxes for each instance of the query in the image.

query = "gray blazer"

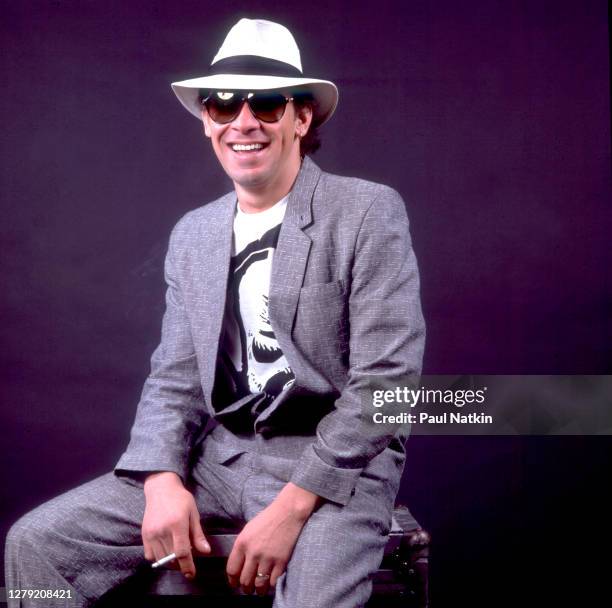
[115,157,425,506]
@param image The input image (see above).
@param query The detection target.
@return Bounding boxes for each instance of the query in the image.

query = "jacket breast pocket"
[298,279,346,302]
[293,280,349,359]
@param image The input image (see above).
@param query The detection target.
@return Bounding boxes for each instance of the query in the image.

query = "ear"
[201,108,212,138]
[294,103,313,137]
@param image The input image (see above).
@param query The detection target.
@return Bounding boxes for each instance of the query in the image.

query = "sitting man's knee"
[7,508,51,557]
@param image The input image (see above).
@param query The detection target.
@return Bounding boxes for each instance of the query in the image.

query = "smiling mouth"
[230,143,268,152]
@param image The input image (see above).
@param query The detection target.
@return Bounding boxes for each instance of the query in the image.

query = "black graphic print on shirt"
[220,223,295,405]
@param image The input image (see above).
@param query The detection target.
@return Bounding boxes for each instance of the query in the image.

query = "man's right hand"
[142,471,211,579]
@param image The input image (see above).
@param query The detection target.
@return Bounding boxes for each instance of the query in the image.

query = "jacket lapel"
[194,192,235,408]
[268,157,321,371]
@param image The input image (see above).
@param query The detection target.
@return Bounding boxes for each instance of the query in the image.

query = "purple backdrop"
[1,1,610,605]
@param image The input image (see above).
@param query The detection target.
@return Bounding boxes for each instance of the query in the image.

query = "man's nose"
[231,100,260,131]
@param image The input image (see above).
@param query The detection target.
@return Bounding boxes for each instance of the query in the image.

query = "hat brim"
[171,74,338,127]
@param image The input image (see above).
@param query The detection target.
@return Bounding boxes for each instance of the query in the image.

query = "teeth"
[232,143,264,151]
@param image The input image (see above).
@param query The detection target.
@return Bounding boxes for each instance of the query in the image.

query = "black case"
[99,505,429,607]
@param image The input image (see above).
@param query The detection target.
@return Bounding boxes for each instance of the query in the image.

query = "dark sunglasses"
[200,90,294,124]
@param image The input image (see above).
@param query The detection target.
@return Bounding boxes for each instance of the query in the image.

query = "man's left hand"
[226,482,322,595]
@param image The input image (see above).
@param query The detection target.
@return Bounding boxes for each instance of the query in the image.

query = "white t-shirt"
[216,196,295,409]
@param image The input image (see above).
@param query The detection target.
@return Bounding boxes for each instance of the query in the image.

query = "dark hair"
[292,92,321,156]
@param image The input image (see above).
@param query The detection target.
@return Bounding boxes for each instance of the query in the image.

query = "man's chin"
[231,168,272,191]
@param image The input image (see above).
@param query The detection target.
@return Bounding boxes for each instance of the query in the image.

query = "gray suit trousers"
[5,430,402,608]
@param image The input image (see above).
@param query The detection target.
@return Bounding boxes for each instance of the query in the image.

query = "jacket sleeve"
[114,219,208,486]
[290,187,426,505]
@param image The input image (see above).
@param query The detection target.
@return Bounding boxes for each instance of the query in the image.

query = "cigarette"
[151,552,177,568]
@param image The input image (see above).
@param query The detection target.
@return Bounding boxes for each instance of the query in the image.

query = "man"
[5,18,425,607]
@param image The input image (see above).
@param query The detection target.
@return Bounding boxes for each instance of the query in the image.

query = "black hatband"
[209,55,303,78]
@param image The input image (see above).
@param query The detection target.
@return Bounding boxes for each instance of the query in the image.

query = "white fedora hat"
[171,18,338,127]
